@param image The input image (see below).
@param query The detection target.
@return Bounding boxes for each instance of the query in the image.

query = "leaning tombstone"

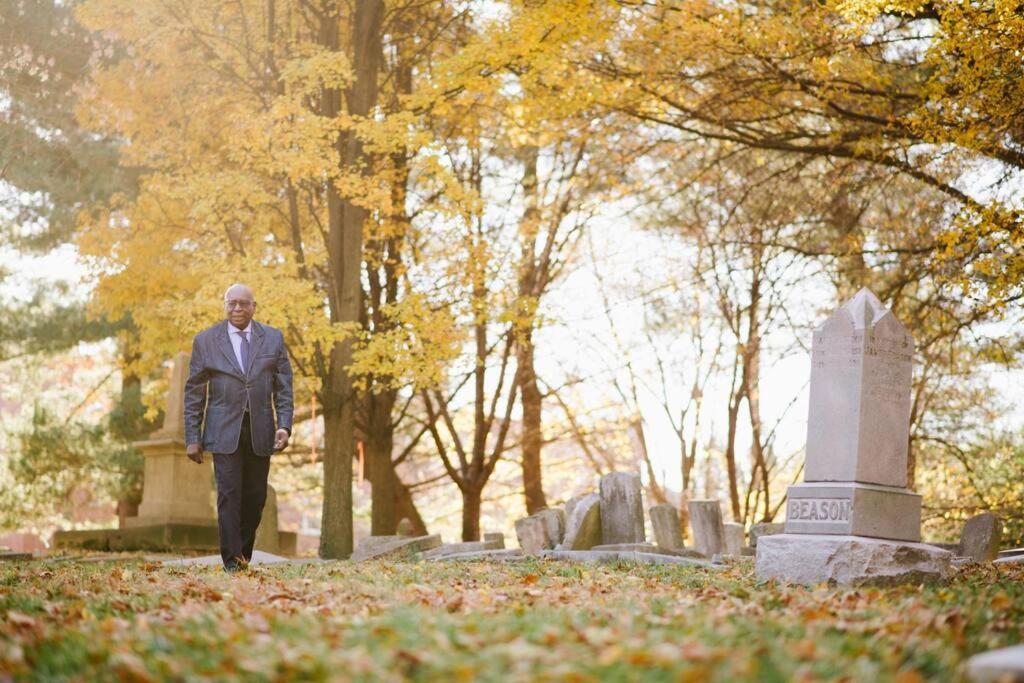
[687,500,726,558]
[959,513,1002,562]
[756,289,952,585]
[560,494,602,550]
[649,504,685,550]
[600,472,645,544]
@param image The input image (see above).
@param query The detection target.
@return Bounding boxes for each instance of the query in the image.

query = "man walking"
[184,283,294,572]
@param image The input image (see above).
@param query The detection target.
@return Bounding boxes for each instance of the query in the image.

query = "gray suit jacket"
[183,320,294,456]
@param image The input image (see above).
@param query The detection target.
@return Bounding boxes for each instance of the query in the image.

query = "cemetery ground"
[1,557,1022,682]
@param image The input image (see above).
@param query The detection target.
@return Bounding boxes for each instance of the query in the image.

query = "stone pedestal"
[784,482,921,541]
[757,534,952,586]
[125,437,216,527]
[126,352,216,530]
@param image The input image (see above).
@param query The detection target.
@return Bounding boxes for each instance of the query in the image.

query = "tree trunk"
[516,146,548,514]
[724,385,743,522]
[319,391,353,558]
[395,479,428,536]
[517,327,547,514]
[462,484,482,542]
[317,0,384,559]
[366,426,397,535]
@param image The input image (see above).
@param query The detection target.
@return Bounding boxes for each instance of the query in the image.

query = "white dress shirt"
[228,322,252,372]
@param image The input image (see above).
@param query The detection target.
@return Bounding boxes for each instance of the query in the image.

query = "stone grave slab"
[431,549,525,562]
[540,549,718,569]
[592,543,704,559]
[419,540,502,560]
[350,534,441,561]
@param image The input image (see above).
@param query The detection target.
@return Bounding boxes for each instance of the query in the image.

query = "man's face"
[224,286,256,329]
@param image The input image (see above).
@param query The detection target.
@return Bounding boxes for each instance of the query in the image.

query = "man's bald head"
[224,283,257,330]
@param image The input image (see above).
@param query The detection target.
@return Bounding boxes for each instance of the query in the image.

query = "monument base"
[756,534,952,586]
[52,523,219,553]
[784,482,922,541]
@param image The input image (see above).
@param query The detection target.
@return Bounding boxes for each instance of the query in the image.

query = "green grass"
[1,557,1022,681]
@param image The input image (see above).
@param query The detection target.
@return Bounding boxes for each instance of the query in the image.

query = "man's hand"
[186,443,204,464]
[274,429,289,452]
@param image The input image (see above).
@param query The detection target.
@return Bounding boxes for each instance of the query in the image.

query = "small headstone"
[396,518,415,537]
[965,645,1024,683]
[749,523,785,548]
[515,516,554,555]
[535,508,566,547]
[599,472,645,544]
[253,484,280,554]
[688,500,726,558]
[560,494,601,550]
[723,522,744,556]
[649,504,685,550]
[959,513,1001,562]
[483,532,505,549]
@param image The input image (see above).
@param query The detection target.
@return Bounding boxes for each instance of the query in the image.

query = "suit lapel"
[216,321,244,376]
[246,321,267,374]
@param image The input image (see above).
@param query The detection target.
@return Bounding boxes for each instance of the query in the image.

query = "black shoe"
[224,557,249,573]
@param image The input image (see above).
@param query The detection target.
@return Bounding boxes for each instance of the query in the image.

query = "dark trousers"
[213,413,270,567]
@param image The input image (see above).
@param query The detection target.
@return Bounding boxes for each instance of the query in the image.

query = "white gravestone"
[785,288,921,542]
[757,289,951,585]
